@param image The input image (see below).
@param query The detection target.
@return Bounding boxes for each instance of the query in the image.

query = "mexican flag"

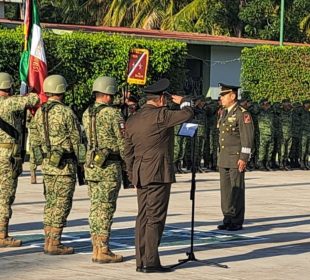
[19,0,47,103]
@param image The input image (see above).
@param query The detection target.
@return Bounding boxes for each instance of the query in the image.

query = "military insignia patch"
[243,113,252,124]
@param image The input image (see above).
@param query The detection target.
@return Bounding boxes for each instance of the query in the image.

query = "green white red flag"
[19,0,47,103]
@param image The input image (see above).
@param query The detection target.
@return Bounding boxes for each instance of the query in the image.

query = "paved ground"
[0,164,309,280]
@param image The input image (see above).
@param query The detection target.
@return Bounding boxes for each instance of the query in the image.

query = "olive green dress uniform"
[124,79,194,270]
[218,103,254,227]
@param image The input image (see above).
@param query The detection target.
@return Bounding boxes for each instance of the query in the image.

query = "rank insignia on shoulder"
[243,113,252,124]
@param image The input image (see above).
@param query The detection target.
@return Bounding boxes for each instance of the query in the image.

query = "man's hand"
[237,159,247,172]
[171,95,183,105]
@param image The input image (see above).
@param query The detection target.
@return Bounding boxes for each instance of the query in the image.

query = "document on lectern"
[177,123,198,138]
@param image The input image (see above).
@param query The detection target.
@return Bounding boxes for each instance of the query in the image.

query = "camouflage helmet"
[43,75,67,94]
[92,76,117,95]
[0,72,13,90]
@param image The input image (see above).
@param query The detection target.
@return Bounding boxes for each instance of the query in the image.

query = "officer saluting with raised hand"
[217,83,254,231]
[124,78,194,273]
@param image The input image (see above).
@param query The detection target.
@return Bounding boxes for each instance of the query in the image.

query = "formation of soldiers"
[0,70,309,265]
[0,72,127,264]
[174,95,310,172]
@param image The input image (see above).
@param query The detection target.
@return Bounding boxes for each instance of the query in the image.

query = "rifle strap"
[88,103,109,150]
[0,117,20,142]
[41,102,60,152]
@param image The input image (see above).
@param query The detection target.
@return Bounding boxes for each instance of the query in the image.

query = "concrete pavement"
[0,164,309,280]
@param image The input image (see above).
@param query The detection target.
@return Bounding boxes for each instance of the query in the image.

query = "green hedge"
[241,46,310,102]
[0,28,187,114]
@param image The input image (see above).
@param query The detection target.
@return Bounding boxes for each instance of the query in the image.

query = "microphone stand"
[171,130,228,269]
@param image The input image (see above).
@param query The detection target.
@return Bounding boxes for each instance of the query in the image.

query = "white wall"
[208,46,242,99]
[0,3,4,18]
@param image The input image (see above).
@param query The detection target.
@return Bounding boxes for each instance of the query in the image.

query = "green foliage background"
[0,28,187,114]
[241,46,310,102]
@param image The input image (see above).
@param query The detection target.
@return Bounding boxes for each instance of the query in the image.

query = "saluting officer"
[0,72,39,247]
[217,83,254,231]
[124,79,194,273]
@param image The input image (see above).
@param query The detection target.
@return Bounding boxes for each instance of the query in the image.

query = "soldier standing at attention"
[279,99,293,170]
[300,100,310,169]
[124,79,194,273]
[217,83,254,231]
[32,75,84,255]
[83,76,124,263]
[257,99,273,171]
[0,72,39,247]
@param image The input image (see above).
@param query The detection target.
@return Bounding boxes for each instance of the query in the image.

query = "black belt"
[42,152,76,160]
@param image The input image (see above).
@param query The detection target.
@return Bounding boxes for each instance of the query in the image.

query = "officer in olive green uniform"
[82,76,124,264]
[217,83,254,231]
[0,72,39,247]
[32,75,84,255]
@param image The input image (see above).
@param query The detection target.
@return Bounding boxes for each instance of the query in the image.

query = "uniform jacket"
[124,104,193,187]
[0,93,39,158]
[218,103,254,168]
[32,100,81,176]
[82,102,125,182]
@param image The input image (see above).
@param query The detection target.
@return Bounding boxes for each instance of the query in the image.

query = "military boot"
[91,235,99,262]
[45,227,74,255]
[30,170,37,184]
[43,226,51,253]
[176,160,185,174]
[94,235,123,263]
[0,220,22,247]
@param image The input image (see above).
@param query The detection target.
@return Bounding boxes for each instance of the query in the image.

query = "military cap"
[128,93,140,103]
[143,78,170,95]
[282,98,291,103]
[218,83,240,96]
[303,99,310,105]
[259,98,269,105]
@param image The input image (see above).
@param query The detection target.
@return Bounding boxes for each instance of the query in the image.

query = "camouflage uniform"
[290,103,303,167]
[257,105,274,170]
[300,102,310,169]
[0,92,39,247]
[203,100,219,170]
[26,112,38,183]
[279,104,292,169]
[32,100,80,227]
[83,76,124,264]
[270,103,282,168]
[173,125,185,173]
[31,74,83,255]
[248,102,260,168]
[83,103,125,235]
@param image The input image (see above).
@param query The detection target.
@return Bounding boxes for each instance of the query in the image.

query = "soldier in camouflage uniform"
[26,112,38,184]
[279,99,293,170]
[83,76,124,263]
[270,102,282,169]
[173,124,185,173]
[203,98,219,170]
[300,100,310,169]
[257,99,274,170]
[290,102,303,167]
[31,75,84,255]
[0,72,39,247]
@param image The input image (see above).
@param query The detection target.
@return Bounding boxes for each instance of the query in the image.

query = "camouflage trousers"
[0,157,18,222]
[258,134,274,163]
[29,147,37,172]
[43,174,76,228]
[279,136,292,165]
[88,179,121,236]
[301,134,310,161]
